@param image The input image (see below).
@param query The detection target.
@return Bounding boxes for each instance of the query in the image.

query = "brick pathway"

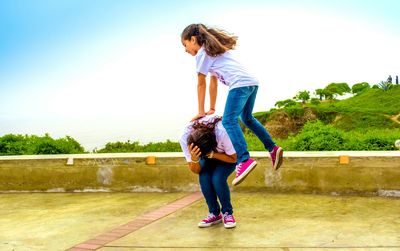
[67,192,202,251]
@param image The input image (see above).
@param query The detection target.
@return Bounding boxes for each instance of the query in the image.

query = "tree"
[324,83,351,99]
[295,90,310,104]
[315,89,325,100]
[351,82,370,94]
[275,99,298,108]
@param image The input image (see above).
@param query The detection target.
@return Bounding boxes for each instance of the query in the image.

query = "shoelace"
[223,213,234,222]
[236,163,243,172]
[205,213,216,222]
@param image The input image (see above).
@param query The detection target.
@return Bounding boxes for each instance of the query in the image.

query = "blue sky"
[0,0,399,150]
[1,0,398,80]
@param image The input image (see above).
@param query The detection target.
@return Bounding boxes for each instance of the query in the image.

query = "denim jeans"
[199,158,236,215]
[222,85,276,164]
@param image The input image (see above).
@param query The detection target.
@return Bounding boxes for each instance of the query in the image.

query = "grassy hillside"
[311,86,400,131]
[252,85,400,142]
[315,86,400,115]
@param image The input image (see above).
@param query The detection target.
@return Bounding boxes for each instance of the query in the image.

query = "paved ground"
[1,192,399,251]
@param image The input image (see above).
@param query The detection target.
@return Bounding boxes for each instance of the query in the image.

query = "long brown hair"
[181,24,238,57]
[187,116,222,157]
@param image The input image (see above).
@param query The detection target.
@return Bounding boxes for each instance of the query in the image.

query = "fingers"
[189,143,201,158]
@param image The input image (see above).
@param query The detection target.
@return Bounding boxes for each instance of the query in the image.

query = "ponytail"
[181,24,238,57]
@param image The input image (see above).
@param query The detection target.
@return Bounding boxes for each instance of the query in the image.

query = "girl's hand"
[190,113,206,122]
[188,143,201,161]
[205,108,215,115]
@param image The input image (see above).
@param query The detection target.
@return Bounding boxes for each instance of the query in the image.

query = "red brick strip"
[67,192,202,251]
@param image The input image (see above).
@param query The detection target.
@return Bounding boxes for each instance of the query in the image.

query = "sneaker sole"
[273,148,284,171]
[198,219,222,228]
[224,222,237,229]
[232,161,257,186]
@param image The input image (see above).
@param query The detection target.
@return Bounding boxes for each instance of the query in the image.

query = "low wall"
[0,152,399,196]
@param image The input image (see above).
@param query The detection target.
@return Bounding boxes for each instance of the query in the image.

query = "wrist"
[191,159,200,163]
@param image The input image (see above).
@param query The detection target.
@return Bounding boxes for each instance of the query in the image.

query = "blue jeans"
[222,85,276,164]
[199,158,236,215]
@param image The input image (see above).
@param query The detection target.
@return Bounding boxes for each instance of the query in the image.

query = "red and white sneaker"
[223,212,236,229]
[232,158,257,186]
[270,146,283,170]
[198,213,222,228]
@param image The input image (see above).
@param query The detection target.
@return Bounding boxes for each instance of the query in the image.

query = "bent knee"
[240,116,257,126]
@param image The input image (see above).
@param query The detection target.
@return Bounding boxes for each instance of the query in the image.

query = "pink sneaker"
[270,146,283,170]
[223,212,236,229]
[198,213,222,228]
[232,158,257,186]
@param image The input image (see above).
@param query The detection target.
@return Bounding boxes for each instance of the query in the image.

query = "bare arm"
[207,151,237,164]
[191,73,207,122]
[206,76,218,115]
[188,161,201,174]
[188,152,237,174]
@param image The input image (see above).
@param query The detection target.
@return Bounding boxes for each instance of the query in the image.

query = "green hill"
[317,86,400,115]
[247,85,400,151]
[259,86,400,135]
[313,86,400,131]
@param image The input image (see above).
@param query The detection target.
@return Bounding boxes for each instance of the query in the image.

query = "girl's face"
[182,36,201,56]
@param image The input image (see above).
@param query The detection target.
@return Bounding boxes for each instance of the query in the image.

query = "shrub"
[289,121,345,151]
[96,140,181,153]
[0,134,85,155]
[284,106,305,118]
[344,129,400,150]
[352,82,370,94]
[310,98,320,105]
[275,99,298,108]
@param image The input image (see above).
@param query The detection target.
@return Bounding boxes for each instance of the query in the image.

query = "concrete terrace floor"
[0,192,399,251]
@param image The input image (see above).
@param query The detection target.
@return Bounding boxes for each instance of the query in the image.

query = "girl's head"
[181,24,238,57]
[187,117,222,157]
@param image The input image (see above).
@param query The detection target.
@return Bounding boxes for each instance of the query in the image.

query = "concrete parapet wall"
[0,152,399,195]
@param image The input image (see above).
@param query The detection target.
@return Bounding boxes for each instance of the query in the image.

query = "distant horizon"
[1,80,396,151]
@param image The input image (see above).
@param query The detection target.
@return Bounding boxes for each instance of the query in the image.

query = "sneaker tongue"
[224,214,232,221]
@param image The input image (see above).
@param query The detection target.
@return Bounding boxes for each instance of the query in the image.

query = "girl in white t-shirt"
[179,115,237,228]
[181,23,283,186]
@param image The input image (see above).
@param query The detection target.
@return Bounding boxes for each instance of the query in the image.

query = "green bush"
[281,121,400,151]
[96,140,181,153]
[0,134,85,155]
[0,134,29,155]
[275,99,298,108]
[283,105,305,118]
[351,82,370,94]
[310,98,320,105]
[314,109,337,124]
[344,129,400,150]
[287,121,345,151]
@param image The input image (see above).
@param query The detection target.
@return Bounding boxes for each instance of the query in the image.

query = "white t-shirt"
[179,115,236,162]
[196,47,259,90]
